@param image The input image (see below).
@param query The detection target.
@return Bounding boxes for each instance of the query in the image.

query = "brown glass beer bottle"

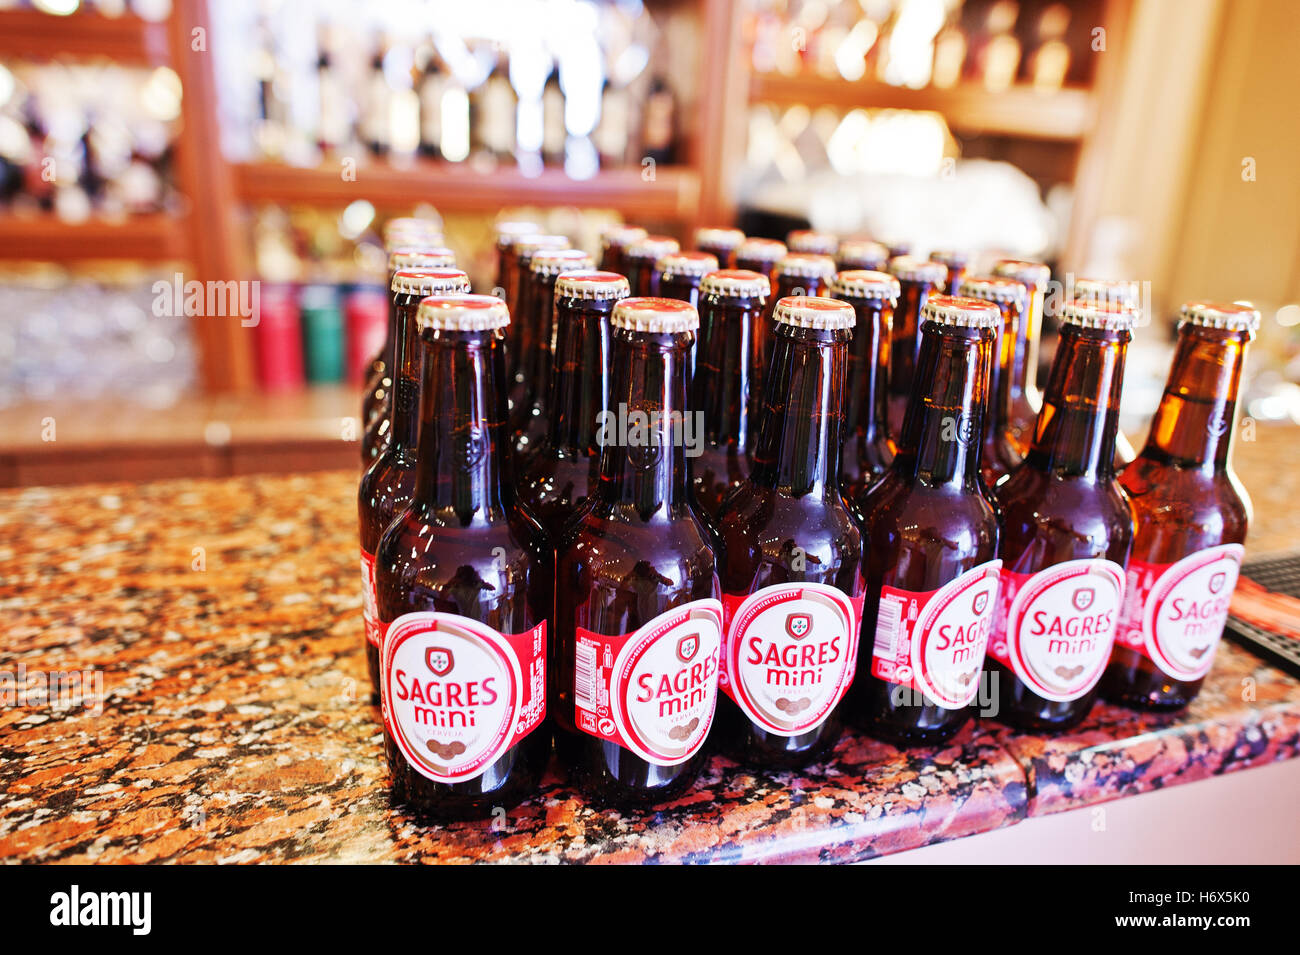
[990,259,1050,454]
[510,248,595,465]
[375,294,552,818]
[689,269,770,522]
[734,237,787,285]
[598,224,648,275]
[987,299,1136,732]
[554,297,723,806]
[835,238,889,274]
[833,269,899,502]
[930,249,970,295]
[1074,277,1142,467]
[624,235,680,298]
[694,227,745,269]
[494,220,540,301]
[1100,301,1258,710]
[656,251,719,310]
[786,229,839,256]
[506,233,568,405]
[360,268,471,696]
[848,296,1002,746]
[885,256,947,440]
[715,296,864,766]
[957,274,1029,488]
[518,270,629,538]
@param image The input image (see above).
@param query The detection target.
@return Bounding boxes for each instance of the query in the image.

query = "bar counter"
[2,426,1298,864]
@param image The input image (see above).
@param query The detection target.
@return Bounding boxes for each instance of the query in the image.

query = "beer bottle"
[518,270,629,538]
[715,296,864,766]
[363,246,457,457]
[624,235,680,298]
[990,259,1050,453]
[957,274,1029,488]
[988,299,1136,732]
[376,294,552,818]
[554,297,723,806]
[689,269,770,522]
[1074,276,1142,467]
[885,256,947,440]
[848,295,1002,746]
[833,269,899,502]
[494,220,539,303]
[734,237,787,285]
[504,234,569,422]
[694,226,745,269]
[656,251,719,310]
[835,238,889,274]
[930,249,970,295]
[786,229,839,257]
[510,248,595,465]
[1101,301,1258,710]
[359,268,470,698]
[382,217,442,251]
[598,224,648,275]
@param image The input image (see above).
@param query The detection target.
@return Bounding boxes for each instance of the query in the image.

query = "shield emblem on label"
[425,647,454,676]
[972,591,989,615]
[1072,587,1095,612]
[1209,572,1226,594]
[677,633,700,663]
[786,613,812,640]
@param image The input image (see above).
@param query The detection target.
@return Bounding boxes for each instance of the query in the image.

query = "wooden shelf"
[232,161,702,220]
[0,9,170,64]
[0,215,185,262]
[749,73,1096,142]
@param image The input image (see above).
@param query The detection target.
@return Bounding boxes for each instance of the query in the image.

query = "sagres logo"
[50,885,151,936]
[1072,587,1095,612]
[425,647,454,676]
[972,590,989,615]
[1209,572,1227,594]
[596,401,704,458]
[785,612,812,640]
[153,272,261,327]
[677,632,700,662]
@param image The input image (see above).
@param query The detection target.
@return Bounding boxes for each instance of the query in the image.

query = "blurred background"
[1,0,1297,486]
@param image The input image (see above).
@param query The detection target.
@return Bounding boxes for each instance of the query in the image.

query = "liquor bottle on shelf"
[931,0,969,89]
[417,48,448,160]
[595,76,631,168]
[471,50,519,163]
[361,39,392,157]
[640,76,676,165]
[316,26,351,156]
[980,1,1023,93]
[542,66,567,167]
[1029,3,1072,93]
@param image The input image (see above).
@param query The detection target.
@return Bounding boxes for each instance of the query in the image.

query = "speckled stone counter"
[1,453,1297,863]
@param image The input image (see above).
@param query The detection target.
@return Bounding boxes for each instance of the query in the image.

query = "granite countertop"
[2,427,1298,864]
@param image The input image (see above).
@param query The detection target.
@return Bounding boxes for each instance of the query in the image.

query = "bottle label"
[720,584,862,736]
[573,599,723,767]
[381,612,546,784]
[1116,544,1244,680]
[989,558,1126,702]
[869,560,1002,710]
[360,549,381,648]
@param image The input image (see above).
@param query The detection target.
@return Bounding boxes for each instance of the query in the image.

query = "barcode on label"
[873,597,903,662]
[574,641,598,710]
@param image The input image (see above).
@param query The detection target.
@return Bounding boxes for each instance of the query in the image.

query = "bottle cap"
[700,269,771,299]
[833,269,900,301]
[836,238,889,269]
[694,227,745,250]
[625,235,681,261]
[774,253,837,279]
[1074,277,1139,308]
[384,217,442,248]
[1178,301,1261,334]
[993,259,1051,288]
[555,270,631,301]
[511,234,570,255]
[389,247,456,271]
[530,249,595,276]
[958,275,1028,306]
[930,249,971,268]
[773,295,856,330]
[599,224,648,249]
[417,294,511,332]
[735,237,787,264]
[920,295,1002,328]
[658,251,719,279]
[889,255,947,284]
[1059,298,1138,331]
[786,229,839,255]
[391,267,471,296]
[611,297,699,333]
[494,220,541,248]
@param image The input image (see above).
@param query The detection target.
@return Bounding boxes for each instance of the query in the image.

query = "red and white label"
[989,558,1126,702]
[869,560,1002,710]
[720,583,862,736]
[573,599,723,767]
[1116,544,1244,680]
[381,611,546,784]
[361,549,382,648]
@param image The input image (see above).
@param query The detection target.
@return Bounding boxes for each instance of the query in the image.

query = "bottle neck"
[525,272,560,407]
[1026,324,1130,479]
[597,329,694,518]
[388,297,423,453]
[842,294,891,444]
[892,322,991,489]
[414,328,510,519]
[693,295,758,450]
[888,278,935,398]
[751,325,847,495]
[990,297,1023,426]
[659,273,705,309]
[1143,325,1250,469]
[547,296,612,455]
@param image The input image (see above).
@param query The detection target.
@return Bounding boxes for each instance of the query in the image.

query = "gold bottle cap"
[1059,298,1138,331]
[833,269,900,301]
[773,295,856,330]
[836,239,890,269]
[511,233,570,255]
[555,270,631,301]
[611,296,699,333]
[993,258,1051,288]
[735,237,788,263]
[920,294,1002,328]
[889,255,947,284]
[1179,301,1261,334]
[530,249,595,276]
[389,247,456,271]
[625,235,681,261]
[417,294,511,331]
[1074,277,1140,308]
[700,269,771,299]
[658,251,719,279]
[694,227,746,250]
[786,229,839,255]
[929,249,971,268]
[599,224,648,248]
[774,253,837,279]
[494,220,541,248]
[391,267,471,296]
[958,275,1028,306]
